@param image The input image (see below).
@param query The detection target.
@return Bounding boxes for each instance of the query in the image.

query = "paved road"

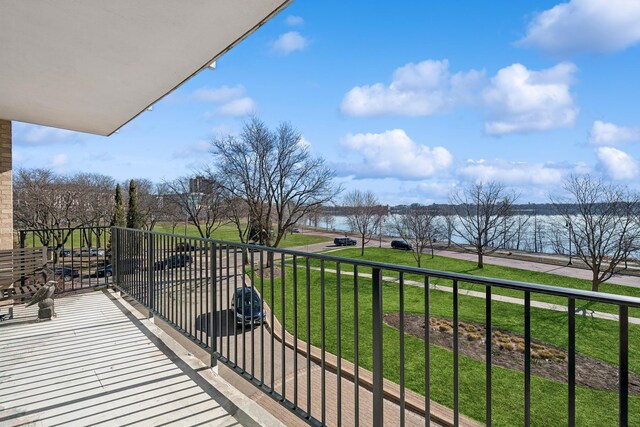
[295,230,640,289]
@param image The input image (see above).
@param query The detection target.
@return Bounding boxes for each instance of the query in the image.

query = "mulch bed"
[384,313,640,394]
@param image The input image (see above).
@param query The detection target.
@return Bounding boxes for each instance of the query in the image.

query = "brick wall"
[0,119,12,250]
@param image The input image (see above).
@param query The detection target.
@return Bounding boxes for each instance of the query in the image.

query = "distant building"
[189,176,215,194]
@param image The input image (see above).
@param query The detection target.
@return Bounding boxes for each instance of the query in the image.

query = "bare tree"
[134,179,163,230]
[441,206,455,248]
[545,218,568,255]
[552,175,640,291]
[322,213,335,231]
[210,118,339,247]
[163,175,228,239]
[343,190,384,256]
[73,173,115,248]
[392,206,440,267]
[450,181,518,268]
[505,214,530,251]
[13,168,82,249]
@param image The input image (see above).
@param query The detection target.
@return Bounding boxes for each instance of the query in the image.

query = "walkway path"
[432,249,640,288]
[290,230,640,288]
[292,263,640,326]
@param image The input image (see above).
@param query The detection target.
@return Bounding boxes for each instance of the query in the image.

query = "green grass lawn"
[254,249,640,426]
[310,248,640,318]
[20,227,110,249]
[21,223,330,250]
[153,222,330,249]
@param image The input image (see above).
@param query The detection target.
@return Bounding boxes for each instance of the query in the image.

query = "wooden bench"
[0,247,48,320]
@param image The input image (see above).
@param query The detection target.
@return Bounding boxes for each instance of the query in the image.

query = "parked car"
[59,248,72,257]
[176,242,199,251]
[391,240,413,250]
[155,254,192,270]
[231,287,265,326]
[334,237,357,246]
[74,248,104,257]
[247,242,266,253]
[117,259,142,274]
[95,264,112,277]
[55,266,79,281]
[48,246,71,257]
[292,228,301,233]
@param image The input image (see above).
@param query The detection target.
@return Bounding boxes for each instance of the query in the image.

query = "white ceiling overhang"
[0,0,291,136]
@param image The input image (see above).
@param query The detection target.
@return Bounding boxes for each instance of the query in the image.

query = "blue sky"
[13,0,640,204]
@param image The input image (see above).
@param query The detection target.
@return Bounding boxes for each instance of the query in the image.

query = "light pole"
[565,220,572,266]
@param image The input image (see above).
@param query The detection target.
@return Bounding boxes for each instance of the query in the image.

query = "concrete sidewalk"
[432,249,640,288]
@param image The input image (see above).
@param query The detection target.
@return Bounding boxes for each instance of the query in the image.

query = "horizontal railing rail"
[111,226,638,427]
[18,226,112,293]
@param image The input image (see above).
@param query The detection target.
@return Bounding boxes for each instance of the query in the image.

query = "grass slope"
[253,248,640,426]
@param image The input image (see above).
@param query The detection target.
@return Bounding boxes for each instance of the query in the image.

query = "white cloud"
[210,123,238,137]
[214,97,257,117]
[596,146,639,179]
[298,135,312,149]
[335,176,456,206]
[483,62,579,135]
[340,129,452,180]
[196,85,257,119]
[174,140,210,159]
[518,0,640,55]
[192,85,245,102]
[285,15,304,26]
[48,153,69,170]
[270,31,309,55]
[13,123,81,145]
[341,59,484,117]
[457,159,571,185]
[340,59,577,135]
[589,120,640,145]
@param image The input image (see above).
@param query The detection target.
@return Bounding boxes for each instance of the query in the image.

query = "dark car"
[231,287,265,326]
[391,240,412,250]
[291,228,301,233]
[48,246,71,257]
[115,259,142,274]
[95,264,112,277]
[59,248,72,257]
[334,237,357,246]
[176,242,199,251]
[155,254,192,270]
[247,242,266,253]
[55,266,79,281]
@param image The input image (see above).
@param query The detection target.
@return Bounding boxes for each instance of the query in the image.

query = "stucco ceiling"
[0,0,290,136]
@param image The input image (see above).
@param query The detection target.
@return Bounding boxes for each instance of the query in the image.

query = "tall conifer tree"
[111,183,126,227]
[126,179,142,229]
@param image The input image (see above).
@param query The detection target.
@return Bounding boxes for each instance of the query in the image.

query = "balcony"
[3,226,639,426]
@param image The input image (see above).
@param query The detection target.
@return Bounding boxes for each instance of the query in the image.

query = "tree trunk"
[592,270,600,292]
[360,237,365,256]
[478,252,484,269]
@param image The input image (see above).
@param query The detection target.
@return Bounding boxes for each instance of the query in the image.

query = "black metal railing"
[19,226,112,292]
[111,226,640,427]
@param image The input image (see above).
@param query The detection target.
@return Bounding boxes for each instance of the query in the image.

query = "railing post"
[18,230,26,249]
[111,228,119,291]
[372,267,384,427]
[210,241,217,368]
[147,232,155,319]
[619,305,629,427]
